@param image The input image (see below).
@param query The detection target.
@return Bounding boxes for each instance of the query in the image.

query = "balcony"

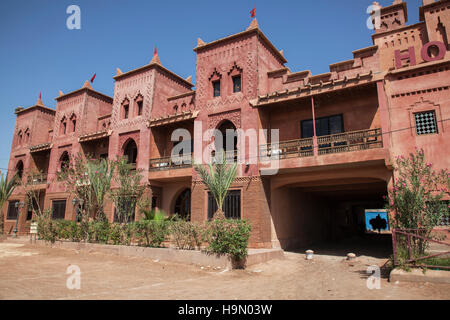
[259,138,314,160]
[259,128,383,160]
[317,128,383,155]
[149,154,193,172]
[26,173,48,185]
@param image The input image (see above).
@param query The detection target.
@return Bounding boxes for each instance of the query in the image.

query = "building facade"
[3,0,449,249]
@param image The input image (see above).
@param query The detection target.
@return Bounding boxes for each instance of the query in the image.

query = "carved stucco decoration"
[118,131,140,152]
[208,109,241,130]
[111,73,155,129]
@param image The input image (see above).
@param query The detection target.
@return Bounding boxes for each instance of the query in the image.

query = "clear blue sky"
[0,0,422,172]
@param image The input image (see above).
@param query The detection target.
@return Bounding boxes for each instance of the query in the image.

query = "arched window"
[17,130,23,145]
[24,128,30,143]
[216,120,237,155]
[123,139,138,164]
[60,152,70,172]
[60,116,67,135]
[135,95,143,116]
[122,99,130,119]
[70,114,77,133]
[174,189,191,221]
[15,161,24,179]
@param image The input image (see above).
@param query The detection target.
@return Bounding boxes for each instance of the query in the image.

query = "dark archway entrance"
[174,189,191,221]
[123,139,138,164]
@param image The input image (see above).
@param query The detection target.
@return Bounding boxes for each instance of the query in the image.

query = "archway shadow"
[286,234,393,259]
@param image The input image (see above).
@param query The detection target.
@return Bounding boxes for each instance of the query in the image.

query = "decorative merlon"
[197,38,206,46]
[247,18,259,30]
[82,80,93,89]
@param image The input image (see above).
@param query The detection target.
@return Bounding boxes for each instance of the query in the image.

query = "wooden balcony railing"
[259,137,314,160]
[26,173,48,185]
[316,128,383,155]
[259,128,383,160]
[149,154,192,171]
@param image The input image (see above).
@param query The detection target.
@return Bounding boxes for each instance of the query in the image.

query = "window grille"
[208,190,241,220]
[415,111,438,135]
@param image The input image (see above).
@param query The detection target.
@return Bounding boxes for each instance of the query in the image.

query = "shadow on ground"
[286,234,393,259]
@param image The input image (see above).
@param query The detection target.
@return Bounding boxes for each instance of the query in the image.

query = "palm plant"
[86,158,115,221]
[0,171,17,234]
[194,150,238,220]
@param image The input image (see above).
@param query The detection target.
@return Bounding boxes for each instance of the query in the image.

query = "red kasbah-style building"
[3,0,449,249]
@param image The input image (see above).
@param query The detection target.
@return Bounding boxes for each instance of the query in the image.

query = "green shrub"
[207,219,251,261]
[36,210,58,243]
[169,220,208,250]
[67,221,83,242]
[55,220,73,240]
[109,223,123,245]
[88,220,110,244]
[133,220,169,248]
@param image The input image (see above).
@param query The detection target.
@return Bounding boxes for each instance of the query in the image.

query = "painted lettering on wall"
[394,41,447,69]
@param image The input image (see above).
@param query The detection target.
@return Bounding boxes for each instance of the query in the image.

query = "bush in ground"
[133,220,169,248]
[207,219,252,262]
[88,220,110,244]
[36,210,57,243]
[170,220,208,250]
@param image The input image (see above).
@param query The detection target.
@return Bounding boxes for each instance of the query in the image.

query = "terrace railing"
[259,137,314,160]
[26,173,48,185]
[317,128,383,155]
[259,128,383,160]
[149,154,193,171]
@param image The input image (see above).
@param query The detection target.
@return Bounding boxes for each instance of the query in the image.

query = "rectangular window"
[124,105,129,119]
[213,80,221,97]
[233,75,242,93]
[7,201,19,220]
[301,114,344,150]
[301,114,344,138]
[415,111,438,135]
[208,190,241,220]
[51,200,66,220]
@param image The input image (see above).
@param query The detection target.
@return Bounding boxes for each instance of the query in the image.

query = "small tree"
[86,158,115,221]
[109,157,145,224]
[194,150,238,219]
[57,154,96,239]
[0,171,17,234]
[386,149,449,254]
[20,170,46,219]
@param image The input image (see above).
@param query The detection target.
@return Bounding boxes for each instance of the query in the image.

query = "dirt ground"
[0,239,449,300]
